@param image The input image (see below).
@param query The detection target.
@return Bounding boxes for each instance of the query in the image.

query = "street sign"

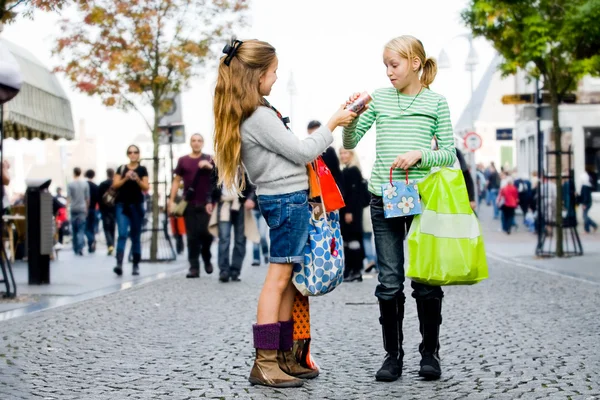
[158,93,183,128]
[501,92,577,105]
[502,94,535,105]
[496,128,513,141]
[159,124,186,145]
[464,131,482,152]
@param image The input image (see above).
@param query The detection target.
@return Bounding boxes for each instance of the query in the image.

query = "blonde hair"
[385,35,437,88]
[340,148,361,170]
[213,39,277,193]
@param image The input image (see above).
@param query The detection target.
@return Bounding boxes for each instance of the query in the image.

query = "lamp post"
[287,71,297,131]
[438,34,480,209]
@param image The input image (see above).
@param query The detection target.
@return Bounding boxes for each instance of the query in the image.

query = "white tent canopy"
[0,38,74,140]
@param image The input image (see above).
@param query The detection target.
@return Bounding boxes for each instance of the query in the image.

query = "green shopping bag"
[406,168,488,286]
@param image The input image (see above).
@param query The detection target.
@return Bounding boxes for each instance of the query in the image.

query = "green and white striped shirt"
[343,87,456,195]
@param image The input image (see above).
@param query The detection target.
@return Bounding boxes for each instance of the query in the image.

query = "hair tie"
[222,39,244,66]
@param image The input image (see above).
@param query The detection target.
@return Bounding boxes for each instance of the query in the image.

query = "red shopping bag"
[311,156,345,212]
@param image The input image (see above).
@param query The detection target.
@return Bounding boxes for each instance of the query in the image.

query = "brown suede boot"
[277,350,319,379]
[248,323,304,388]
[278,319,319,379]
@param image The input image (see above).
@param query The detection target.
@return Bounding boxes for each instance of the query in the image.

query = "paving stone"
[0,257,599,399]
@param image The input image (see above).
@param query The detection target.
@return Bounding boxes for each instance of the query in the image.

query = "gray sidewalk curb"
[0,265,188,322]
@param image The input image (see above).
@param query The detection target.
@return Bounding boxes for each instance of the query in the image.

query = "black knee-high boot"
[416,297,442,380]
[375,298,400,381]
[396,294,405,371]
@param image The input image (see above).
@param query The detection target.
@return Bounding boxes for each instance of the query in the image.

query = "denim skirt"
[257,190,310,264]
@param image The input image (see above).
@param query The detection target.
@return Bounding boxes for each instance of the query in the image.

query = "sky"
[2,0,496,178]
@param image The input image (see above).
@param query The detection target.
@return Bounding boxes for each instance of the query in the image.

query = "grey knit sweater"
[241,106,333,196]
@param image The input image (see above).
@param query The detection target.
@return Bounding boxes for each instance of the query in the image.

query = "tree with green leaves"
[462,0,600,256]
[54,0,248,261]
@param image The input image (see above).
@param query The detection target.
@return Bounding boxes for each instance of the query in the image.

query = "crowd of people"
[474,162,597,235]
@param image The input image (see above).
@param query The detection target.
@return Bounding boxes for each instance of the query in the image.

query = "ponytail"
[420,57,437,88]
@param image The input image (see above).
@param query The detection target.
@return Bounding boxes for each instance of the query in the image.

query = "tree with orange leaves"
[0,0,65,24]
[54,0,248,260]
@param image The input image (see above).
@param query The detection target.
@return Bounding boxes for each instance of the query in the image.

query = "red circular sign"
[463,132,482,152]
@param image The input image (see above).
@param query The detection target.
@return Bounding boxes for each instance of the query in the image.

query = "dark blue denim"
[116,203,144,255]
[257,190,309,264]
[252,209,269,263]
[370,195,443,301]
[217,204,246,277]
[71,211,87,254]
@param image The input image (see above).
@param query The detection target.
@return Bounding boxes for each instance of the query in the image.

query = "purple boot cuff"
[252,323,281,350]
[279,319,294,351]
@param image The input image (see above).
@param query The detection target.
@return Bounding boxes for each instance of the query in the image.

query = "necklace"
[396,87,424,115]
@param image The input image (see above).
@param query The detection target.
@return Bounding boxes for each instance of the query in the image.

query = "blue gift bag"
[381,168,422,219]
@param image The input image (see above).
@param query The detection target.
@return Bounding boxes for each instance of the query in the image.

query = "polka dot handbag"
[292,203,345,296]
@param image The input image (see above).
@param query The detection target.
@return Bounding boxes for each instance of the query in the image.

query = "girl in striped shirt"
[343,35,456,382]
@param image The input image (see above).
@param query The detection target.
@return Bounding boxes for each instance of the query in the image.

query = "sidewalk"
[0,242,188,319]
[478,202,600,284]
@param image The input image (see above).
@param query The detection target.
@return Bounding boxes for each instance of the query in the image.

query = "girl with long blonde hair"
[344,35,456,382]
[213,39,356,388]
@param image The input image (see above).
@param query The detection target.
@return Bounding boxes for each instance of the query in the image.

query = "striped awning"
[1,38,74,140]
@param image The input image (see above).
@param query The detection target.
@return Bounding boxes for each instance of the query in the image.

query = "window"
[584,127,600,192]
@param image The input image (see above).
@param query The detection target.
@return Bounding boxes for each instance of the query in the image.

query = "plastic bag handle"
[389,168,409,186]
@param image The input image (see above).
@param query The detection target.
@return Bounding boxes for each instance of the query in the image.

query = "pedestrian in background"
[344,35,456,382]
[84,169,99,253]
[487,163,501,218]
[210,171,255,283]
[363,206,377,273]
[52,187,68,245]
[339,148,366,282]
[455,148,476,211]
[497,176,519,234]
[168,133,215,279]
[514,173,533,224]
[98,168,116,256]
[111,145,149,276]
[67,167,89,256]
[213,39,356,388]
[580,171,598,234]
[251,202,269,266]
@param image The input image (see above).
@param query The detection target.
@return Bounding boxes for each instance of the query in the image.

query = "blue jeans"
[252,209,269,263]
[363,232,376,265]
[85,211,97,248]
[370,195,443,301]
[583,207,598,233]
[116,203,144,256]
[71,211,87,254]
[217,203,246,277]
[488,189,499,218]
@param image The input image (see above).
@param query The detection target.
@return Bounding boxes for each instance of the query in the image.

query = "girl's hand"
[391,150,422,170]
[346,92,361,106]
[327,105,357,131]
[345,213,353,224]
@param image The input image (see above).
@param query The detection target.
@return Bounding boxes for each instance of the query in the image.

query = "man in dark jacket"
[84,169,100,253]
[98,168,116,255]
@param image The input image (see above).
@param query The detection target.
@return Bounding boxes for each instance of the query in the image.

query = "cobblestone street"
[1,253,599,400]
